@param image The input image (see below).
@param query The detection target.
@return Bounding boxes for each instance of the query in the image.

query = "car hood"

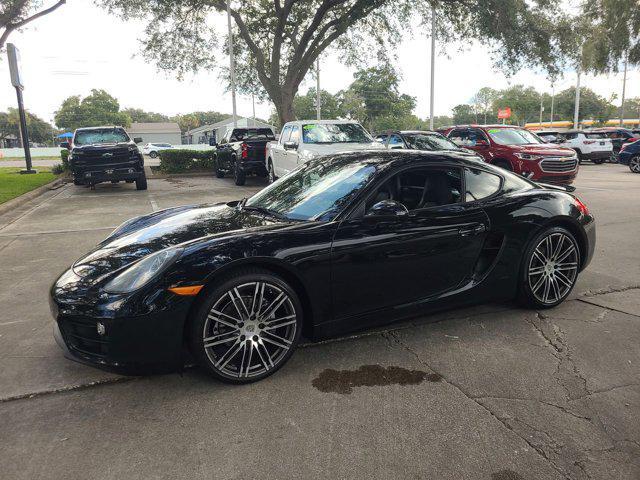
[301,142,385,155]
[509,143,575,156]
[71,203,288,281]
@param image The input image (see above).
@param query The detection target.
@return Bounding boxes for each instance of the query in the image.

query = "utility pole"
[316,57,321,120]
[573,48,582,129]
[7,44,35,174]
[226,1,238,128]
[428,7,436,130]
[550,84,555,124]
[539,94,544,127]
[252,94,256,127]
[619,53,628,127]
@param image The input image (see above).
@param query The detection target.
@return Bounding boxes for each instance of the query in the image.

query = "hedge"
[158,149,216,173]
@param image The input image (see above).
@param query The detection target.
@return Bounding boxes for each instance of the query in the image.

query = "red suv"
[440,125,579,184]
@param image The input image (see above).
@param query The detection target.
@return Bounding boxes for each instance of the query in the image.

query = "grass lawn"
[0,167,59,205]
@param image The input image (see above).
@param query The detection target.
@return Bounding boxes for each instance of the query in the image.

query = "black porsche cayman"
[50,150,595,383]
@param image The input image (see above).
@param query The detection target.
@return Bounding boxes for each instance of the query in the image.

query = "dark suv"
[440,125,578,184]
[62,126,147,190]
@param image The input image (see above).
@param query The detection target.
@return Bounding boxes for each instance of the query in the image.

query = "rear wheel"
[574,149,583,164]
[630,156,640,173]
[268,159,277,184]
[135,173,148,190]
[149,151,158,158]
[518,227,580,309]
[188,269,303,383]
[234,160,246,186]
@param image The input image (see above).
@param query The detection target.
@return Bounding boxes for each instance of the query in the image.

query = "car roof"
[75,126,126,132]
[377,130,443,135]
[286,119,363,125]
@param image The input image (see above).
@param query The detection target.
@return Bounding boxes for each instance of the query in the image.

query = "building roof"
[185,117,276,136]
[127,122,181,134]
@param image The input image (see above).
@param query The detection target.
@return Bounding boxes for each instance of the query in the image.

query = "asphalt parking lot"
[0,165,638,480]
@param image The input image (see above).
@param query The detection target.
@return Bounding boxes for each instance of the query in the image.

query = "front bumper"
[72,166,144,185]
[50,278,193,373]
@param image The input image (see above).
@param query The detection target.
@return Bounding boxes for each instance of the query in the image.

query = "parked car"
[61,126,147,190]
[266,120,383,183]
[588,127,639,156]
[212,127,276,186]
[440,125,579,184]
[142,143,173,158]
[51,150,595,383]
[536,130,612,164]
[375,130,468,153]
[618,138,640,173]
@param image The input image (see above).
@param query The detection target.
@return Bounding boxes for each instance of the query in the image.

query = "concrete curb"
[0,177,67,217]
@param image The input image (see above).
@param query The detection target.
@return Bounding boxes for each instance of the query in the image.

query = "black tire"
[592,157,605,165]
[518,226,580,309]
[629,155,640,173]
[574,149,583,164]
[267,159,277,184]
[493,159,512,171]
[188,268,303,384]
[135,174,148,190]
[234,160,246,186]
[149,151,158,158]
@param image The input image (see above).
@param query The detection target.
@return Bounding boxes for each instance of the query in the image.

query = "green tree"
[123,108,170,123]
[552,87,616,123]
[1,1,66,53]
[490,85,542,125]
[54,89,131,131]
[293,88,342,121]
[101,0,574,125]
[0,108,55,145]
[471,87,498,124]
[452,104,477,125]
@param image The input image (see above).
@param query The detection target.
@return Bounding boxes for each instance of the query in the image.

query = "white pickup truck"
[265,120,384,182]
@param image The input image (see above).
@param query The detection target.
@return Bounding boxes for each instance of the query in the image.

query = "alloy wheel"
[202,281,297,379]
[630,156,640,173]
[527,232,579,305]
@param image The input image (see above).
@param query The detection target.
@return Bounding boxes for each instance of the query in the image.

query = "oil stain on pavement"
[312,364,442,394]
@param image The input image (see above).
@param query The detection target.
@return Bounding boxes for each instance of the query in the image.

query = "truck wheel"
[136,174,148,190]
[592,158,605,165]
[268,160,277,184]
[234,162,246,186]
[149,151,158,158]
[215,168,225,178]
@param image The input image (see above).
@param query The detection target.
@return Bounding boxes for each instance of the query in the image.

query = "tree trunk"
[276,88,297,126]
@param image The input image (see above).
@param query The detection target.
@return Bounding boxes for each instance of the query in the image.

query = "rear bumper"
[239,159,267,175]
[582,217,596,271]
[581,151,611,160]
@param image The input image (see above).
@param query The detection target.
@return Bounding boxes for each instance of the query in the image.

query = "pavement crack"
[383,330,572,480]
[576,298,640,319]
[581,285,640,297]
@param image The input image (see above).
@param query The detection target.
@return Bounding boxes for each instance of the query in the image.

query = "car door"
[272,125,292,177]
[282,125,301,171]
[330,165,490,322]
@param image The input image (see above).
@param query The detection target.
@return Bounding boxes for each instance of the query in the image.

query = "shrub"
[158,149,216,173]
[60,149,70,171]
[51,163,65,175]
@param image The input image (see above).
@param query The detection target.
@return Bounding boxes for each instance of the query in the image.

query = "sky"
[1,0,637,127]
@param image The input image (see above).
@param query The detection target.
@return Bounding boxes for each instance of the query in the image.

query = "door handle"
[459,224,486,236]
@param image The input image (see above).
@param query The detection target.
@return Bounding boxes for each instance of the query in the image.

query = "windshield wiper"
[241,203,290,221]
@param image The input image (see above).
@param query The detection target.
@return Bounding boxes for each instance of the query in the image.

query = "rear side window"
[280,125,292,143]
[465,168,501,201]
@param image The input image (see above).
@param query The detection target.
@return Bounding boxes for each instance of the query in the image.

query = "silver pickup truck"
[265,120,384,183]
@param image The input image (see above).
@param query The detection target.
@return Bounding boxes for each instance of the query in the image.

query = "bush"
[158,149,216,173]
[60,149,70,171]
[51,163,65,175]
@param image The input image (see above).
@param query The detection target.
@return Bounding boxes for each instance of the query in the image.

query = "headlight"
[104,248,183,294]
[514,152,543,161]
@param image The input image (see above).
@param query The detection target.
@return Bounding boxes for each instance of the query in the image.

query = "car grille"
[59,317,109,358]
[540,156,578,173]
[74,149,131,167]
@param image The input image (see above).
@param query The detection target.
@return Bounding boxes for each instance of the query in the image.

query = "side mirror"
[209,138,217,147]
[60,142,70,149]
[366,200,409,217]
[133,137,143,144]
[284,141,298,150]
[475,139,489,147]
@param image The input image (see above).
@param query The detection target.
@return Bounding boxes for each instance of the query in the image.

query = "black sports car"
[50,151,595,383]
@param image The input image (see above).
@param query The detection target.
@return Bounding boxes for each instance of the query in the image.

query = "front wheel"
[234,161,246,186]
[149,151,158,158]
[629,156,640,173]
[135,174,148,190]
[518,227,580,309]
[267,159,277,184]
[188,269,303,383]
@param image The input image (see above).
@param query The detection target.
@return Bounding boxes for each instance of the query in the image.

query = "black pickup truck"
[212,127,275,185]
[62,126,147,190]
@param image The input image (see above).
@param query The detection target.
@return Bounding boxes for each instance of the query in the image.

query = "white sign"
[7,43,24,89]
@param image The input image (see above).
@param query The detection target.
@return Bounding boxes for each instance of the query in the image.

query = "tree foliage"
[0,108,55,145]
[1,1,66,53]
[100,0,575,124]
[54,89,131,131]
[122,108,170,123]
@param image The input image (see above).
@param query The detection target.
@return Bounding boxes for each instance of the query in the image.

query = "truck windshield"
[74,128,130,146]
[486,128,543,145]
[246,156,378,221]
[403,133,459,151]
[230,129,275,141]
[302,123,373,144]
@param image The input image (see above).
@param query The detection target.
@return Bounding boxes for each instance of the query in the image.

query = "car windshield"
[74,128,130,146]
[486,128,543,145]
[403,133,459,151]
[245,157,378,221]
[302,123,373,144]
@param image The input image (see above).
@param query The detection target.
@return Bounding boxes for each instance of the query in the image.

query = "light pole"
[573,68,581,129]
[316,57,321,120]
[226,1,238,128]
[550,84,555,124]
[539,94,544,127]
[619,53,628,127]
[428,8,436,130]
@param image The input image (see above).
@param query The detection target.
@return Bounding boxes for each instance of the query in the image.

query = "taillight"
[583,140,595,145]
[574,197,589,216]
[241,143,248,159]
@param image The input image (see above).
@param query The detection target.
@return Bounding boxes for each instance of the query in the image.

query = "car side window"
[280,125,292,144]
[448,129,468,146]
[364,167,463,213]
[388,134,405,149]
[290,126,300,145]
[465,168,501,201]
